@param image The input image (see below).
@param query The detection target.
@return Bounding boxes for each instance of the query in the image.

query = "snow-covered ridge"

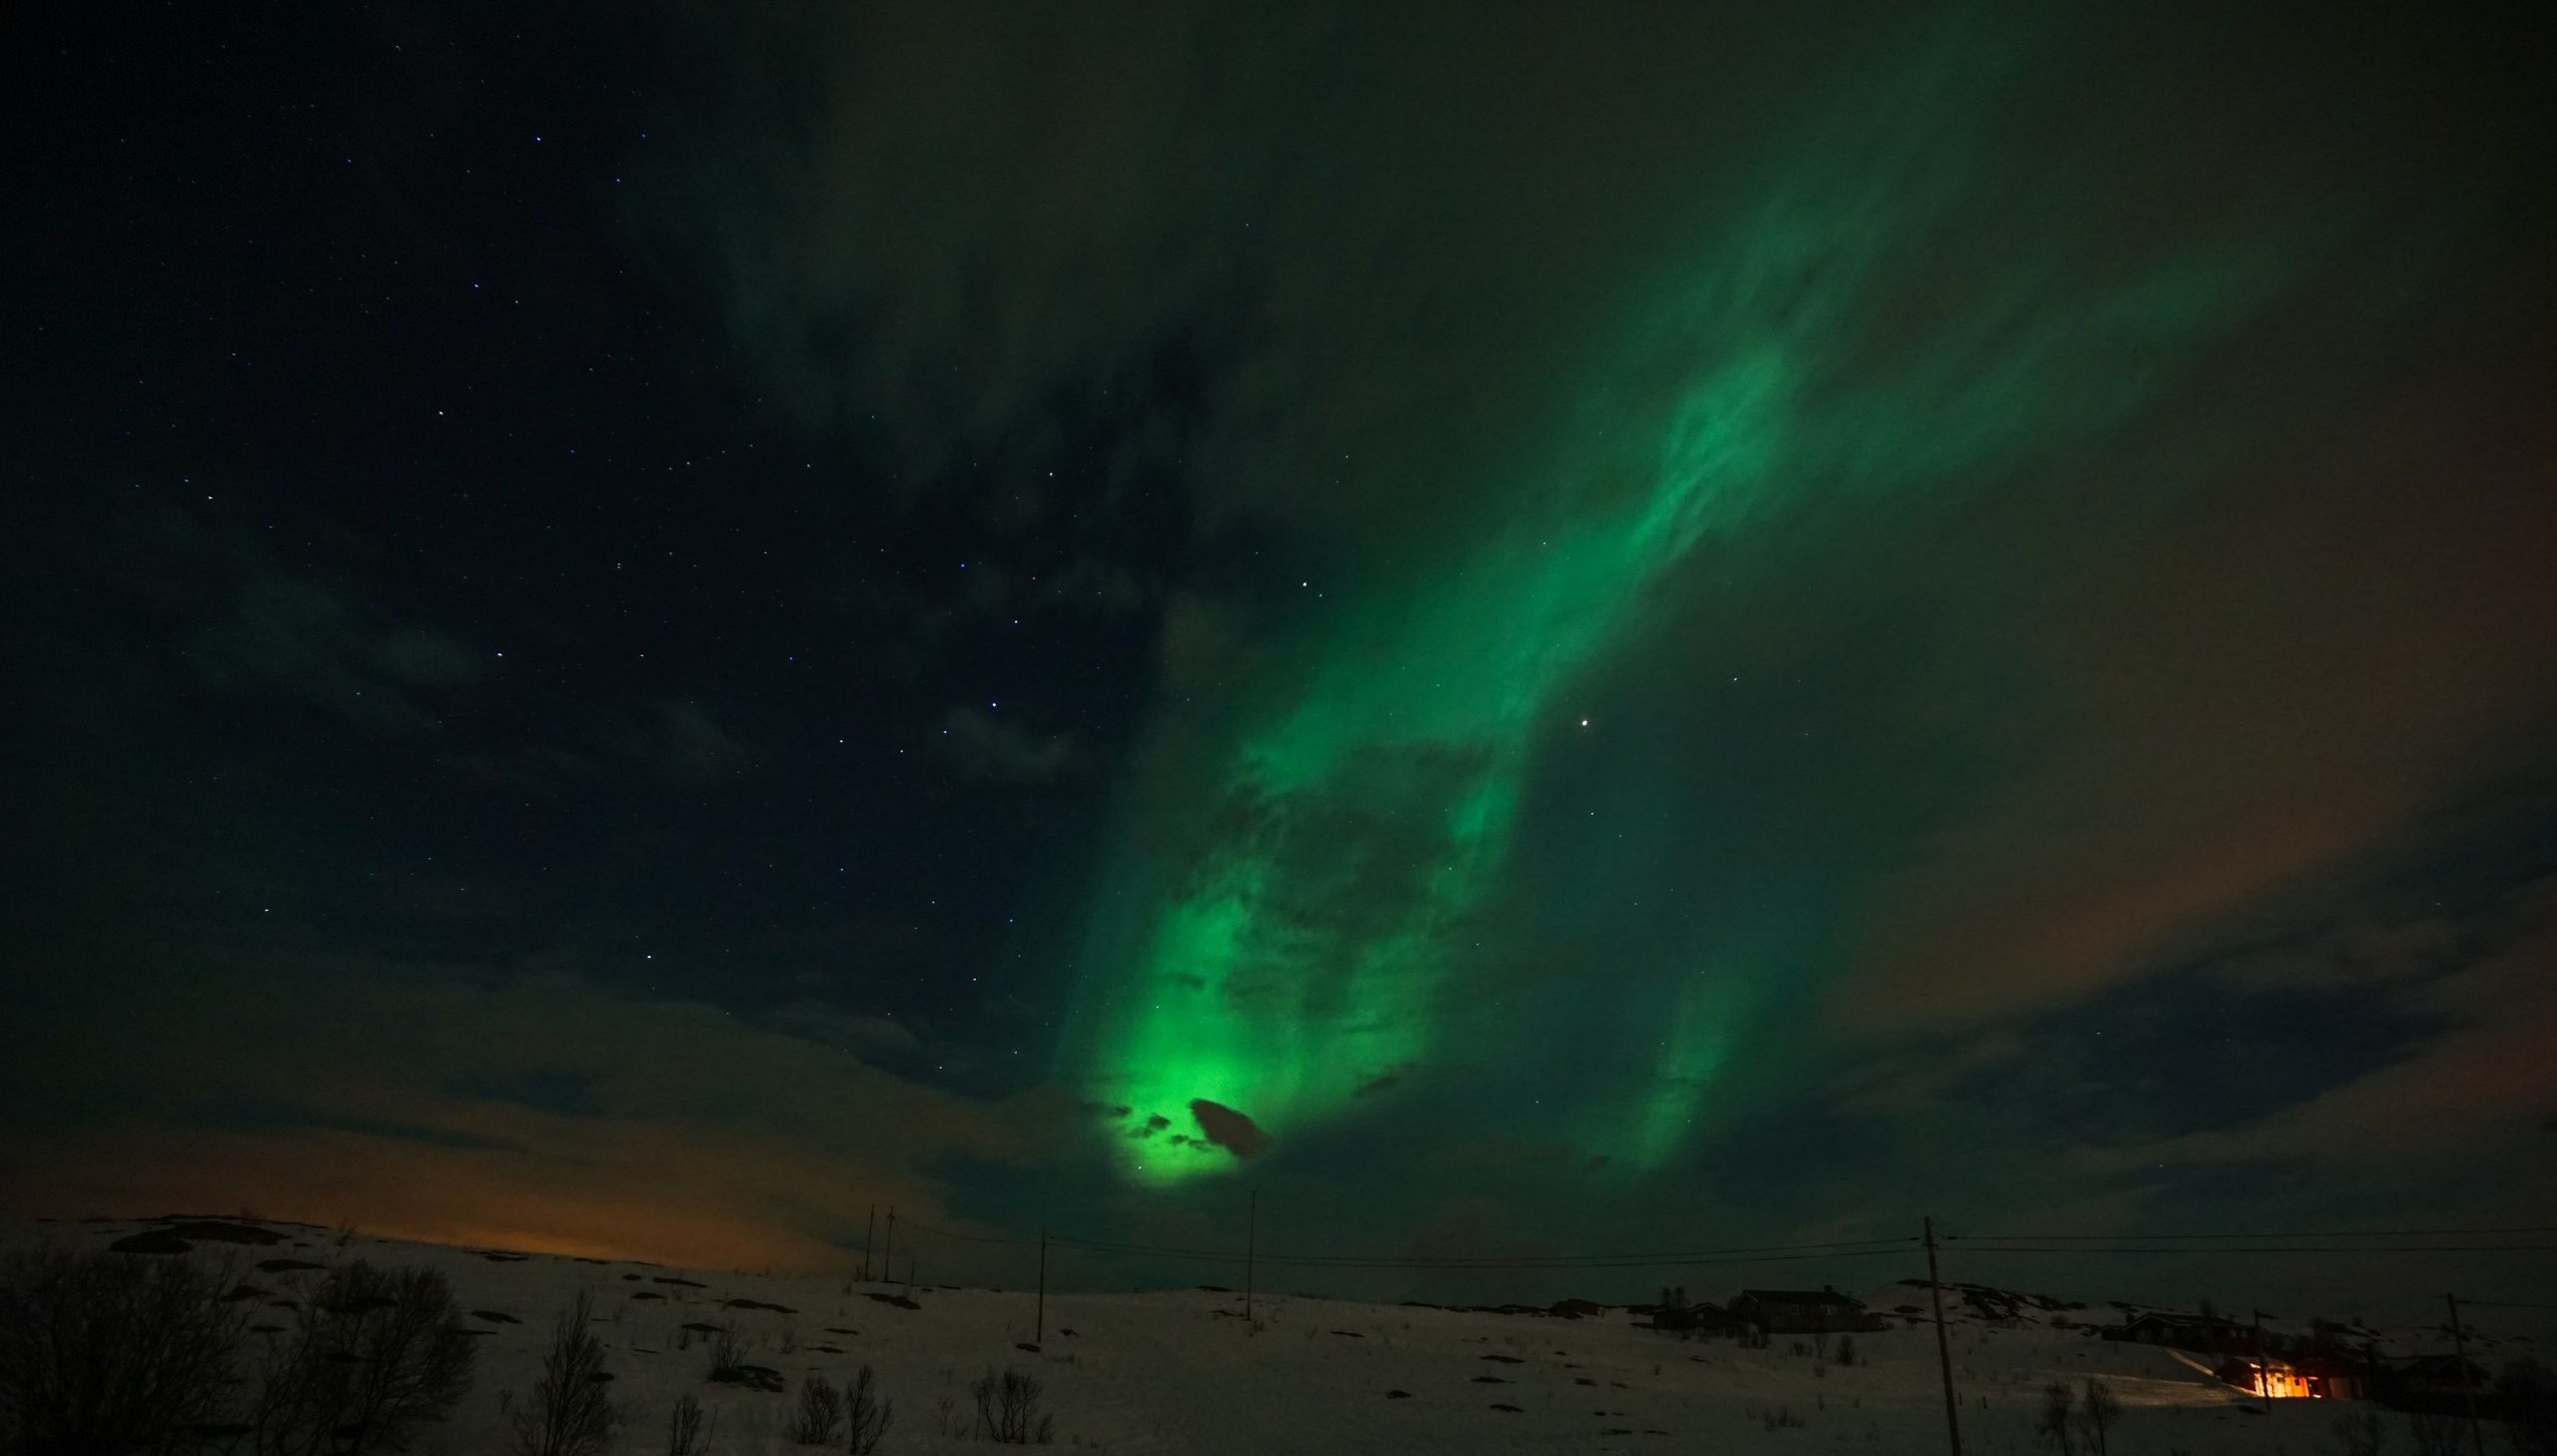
[0,1216,2394,1453]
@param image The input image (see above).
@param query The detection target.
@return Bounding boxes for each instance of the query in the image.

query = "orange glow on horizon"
[6,1122,877,1277]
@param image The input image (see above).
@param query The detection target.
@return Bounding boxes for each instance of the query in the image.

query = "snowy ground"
[3,1216,2380,1453]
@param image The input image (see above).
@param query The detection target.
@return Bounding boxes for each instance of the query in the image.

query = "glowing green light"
[1063,14,2293,1183]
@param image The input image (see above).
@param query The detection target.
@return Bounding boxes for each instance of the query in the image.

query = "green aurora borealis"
[11,0,2556,1304]
[1067,20,2291,1183]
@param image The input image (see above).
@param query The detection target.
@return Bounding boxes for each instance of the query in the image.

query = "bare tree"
[971,1367,1055,1444]
[2077,1377,2120,1456]
[788,1372,845,1444]
[2037,1379,2077,1456]
[2403,1410,2464,1456]
[845,1363,893,1454]
[512,1293,619,1456]
[2332,1408,2387,1456]
[2504,1358,2557,1456]
[704,1322,745,1380]
[249,1260,475,1455]
[0,1247,246,1454]
[666,1391,714,1456]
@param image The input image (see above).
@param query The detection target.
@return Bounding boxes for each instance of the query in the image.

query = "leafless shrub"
[2331,1409,2386,1456]
[0,1246,246,1453]
[705,1322,744,1378]
[2505,1358,2557,1456]
[971,1366,1055,1444]
[2404,1410,2464,1456]
[2077,1377,2120,1455]
[250,1259,475,1455]
[666,1391,714,1456]
[1833,1335,1858,1367]
[935,1392,961,1436]
[788,1372,845,1443]
[1760,1405,1805,1431]
[511,1293,619,1456]
[846,1363,893,1453]
[2038,1380,2077,1455]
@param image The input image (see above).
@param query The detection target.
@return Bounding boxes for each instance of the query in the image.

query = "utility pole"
[882,1206,895,1286]
[864,1203,876,1282]
[1036,1228,1049,1345]
[2447,1294,2484,1456]
[1244,1189,1258,1325]
[2255,1309,2272,1410]
[1924,1216,1964,1456]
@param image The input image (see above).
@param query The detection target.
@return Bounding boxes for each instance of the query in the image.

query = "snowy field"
[2,1216,2379,1453]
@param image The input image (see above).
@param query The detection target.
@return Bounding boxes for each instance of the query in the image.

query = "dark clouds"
[936,705,1085,782]
[187,571,483,735]
[659,2,1903,542]
[1187,1098,1270,1160]
[0,938,1073,1269]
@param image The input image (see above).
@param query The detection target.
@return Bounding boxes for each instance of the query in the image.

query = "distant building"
[2215,1354,2367,1400]
[1650,1299,1739,1334]
[2102,1311,2254,1353]
[1729,1287,1882,1334]
[2369,1355,2497,1416]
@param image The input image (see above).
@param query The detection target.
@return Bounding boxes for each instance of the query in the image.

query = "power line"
[895,1217,1026,1246]
[1945,1243,2557,1256]
[899,1214,2555,1272]
[1948,1225,2557,1242]
[1054,1243,1920,1272]
[900,1216,1916,1270]
[1048,1233,1915,1261]
[1045,1232,1916,1268]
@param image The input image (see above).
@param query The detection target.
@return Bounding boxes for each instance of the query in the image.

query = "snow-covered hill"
[0,1217,2388,1453]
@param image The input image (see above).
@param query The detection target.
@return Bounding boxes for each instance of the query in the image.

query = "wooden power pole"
[882,1206,895,1286]
[1036,1228,1048,1345]
[2255,1309,2273,1410]
[863,1203,876,1282]
[1244,1189,1258,1325]
[1925,1216,1964,1456]
[2447,1293,2484,1456]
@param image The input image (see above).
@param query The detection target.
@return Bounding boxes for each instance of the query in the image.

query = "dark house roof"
[2121,1311,2248,1332]
[2383,1355,2491,1382]
[1650,1301,1739,1329]
[1736,1288,1866,1306]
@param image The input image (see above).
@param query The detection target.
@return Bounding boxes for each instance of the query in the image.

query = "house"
[1729,1287,1882,1334]
[1650,1299,1741,1334]
[2214,1353,2368,1400]
[2102,1311,2254,1354]
[2369,1355,2497,1417]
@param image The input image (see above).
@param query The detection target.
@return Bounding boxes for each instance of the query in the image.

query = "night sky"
[7,3,2554,1317]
